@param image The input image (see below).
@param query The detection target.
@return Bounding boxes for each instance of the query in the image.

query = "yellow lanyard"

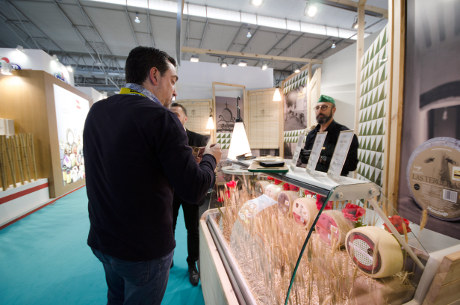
[119,87,146,97]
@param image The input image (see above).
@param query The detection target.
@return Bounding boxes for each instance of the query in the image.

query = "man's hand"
[204,143,222,164]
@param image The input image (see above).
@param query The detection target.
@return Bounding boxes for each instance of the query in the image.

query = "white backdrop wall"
[77,87,107,103]
[0,48,74,86]
[320,31,380,129]
[176,61,274,100]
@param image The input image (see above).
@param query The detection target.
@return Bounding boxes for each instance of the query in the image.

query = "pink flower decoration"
[384,215,412,234]
[341,203,366,222]
[226,180,237,188]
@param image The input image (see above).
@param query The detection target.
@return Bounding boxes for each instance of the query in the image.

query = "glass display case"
[199,160,458,305]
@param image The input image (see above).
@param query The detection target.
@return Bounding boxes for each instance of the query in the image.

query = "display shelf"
[199,159,460,304]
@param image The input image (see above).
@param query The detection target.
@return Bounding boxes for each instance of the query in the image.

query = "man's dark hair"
[170,102,187,116]
[125,46,177,84]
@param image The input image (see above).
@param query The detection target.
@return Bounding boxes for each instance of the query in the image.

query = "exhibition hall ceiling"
[0,0,388,93]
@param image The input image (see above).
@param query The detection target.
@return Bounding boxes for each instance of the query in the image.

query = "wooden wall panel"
[0,70,91,197]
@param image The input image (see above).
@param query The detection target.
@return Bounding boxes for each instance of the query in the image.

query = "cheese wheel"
[315,210,353,248]
[292,197,318,229]
[277,190,299,215]
[254,180,270,196]
[345,226,403,278]
[406,137,460,220]
[264,184,283,201]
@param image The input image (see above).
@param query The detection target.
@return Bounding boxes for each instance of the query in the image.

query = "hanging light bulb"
[228,97,252,160]
[294,67,301,74]
[206,108,214,130]
[251,0,263,6]
[273,87,282,102]
[246,30,252,38]
[442,108,448,121]
[134,13,141,24]
[331,42,336,49]
[261,63,268,70]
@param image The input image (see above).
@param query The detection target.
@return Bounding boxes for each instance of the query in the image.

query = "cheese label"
[407,137,460,220]
[347,232,381,274]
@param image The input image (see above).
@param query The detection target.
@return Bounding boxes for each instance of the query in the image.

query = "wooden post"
[20,134,31,182]
[354,0,366,133]
[13,135,24,184]
[0,136,8,190]
[6,137,17,187]
[28,134,38,180]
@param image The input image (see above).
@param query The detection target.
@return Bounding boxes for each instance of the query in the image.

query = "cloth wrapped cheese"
[254,180,270,196]
[264,183,283,201]
[277,190,299,215]
[345,226,403,278]
[292,197,318,229]
[315,210,353,248]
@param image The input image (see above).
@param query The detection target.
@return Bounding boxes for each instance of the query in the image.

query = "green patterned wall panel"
[357,26,388,187]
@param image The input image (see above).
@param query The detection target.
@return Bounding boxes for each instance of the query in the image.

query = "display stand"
[199,159,460,305]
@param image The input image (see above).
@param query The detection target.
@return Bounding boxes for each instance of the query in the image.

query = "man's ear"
[149,67,159,85]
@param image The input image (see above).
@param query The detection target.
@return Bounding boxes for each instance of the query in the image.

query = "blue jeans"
[92,248,174,305]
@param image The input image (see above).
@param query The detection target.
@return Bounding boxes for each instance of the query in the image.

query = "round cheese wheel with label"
[292,197,318,229]
[315,210,353,248]
[264,184,282,201]
[407,137,460,220]
[254,180,270,196]
[277,191,299,215]
[345,226,403,278]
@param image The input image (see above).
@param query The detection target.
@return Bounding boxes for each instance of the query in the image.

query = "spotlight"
[351,16,365,29]
[294,66,300,73]
[238,61,247,67]
[305,1,318,17]
[221,62,228,68]
[251,0,263,6]
[134,13,141,24]
[261,63,268,70]
[190,55,199,63]
[331,42,336,49]
[246,30,252,38]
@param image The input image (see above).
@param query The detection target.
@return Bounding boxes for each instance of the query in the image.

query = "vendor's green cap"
[317,95,335,105]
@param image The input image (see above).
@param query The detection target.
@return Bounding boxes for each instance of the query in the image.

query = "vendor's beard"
[316,113,332,124]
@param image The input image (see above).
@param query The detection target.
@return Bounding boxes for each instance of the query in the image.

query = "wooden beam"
[181,46,323,65]
[325,0,388,18]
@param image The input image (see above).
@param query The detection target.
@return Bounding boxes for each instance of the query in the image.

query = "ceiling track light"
[238,60,247,67]
[134,13,141,24]
[221,61,228,68]
[190,55,199,63]
[305,1,318,18]
[251,0,263,7]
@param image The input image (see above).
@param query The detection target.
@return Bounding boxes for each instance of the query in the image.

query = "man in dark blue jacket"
[170,102,209,286]
[83,46,221,305]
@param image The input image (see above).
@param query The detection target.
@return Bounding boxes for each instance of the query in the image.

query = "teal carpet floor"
[0,187,205,305]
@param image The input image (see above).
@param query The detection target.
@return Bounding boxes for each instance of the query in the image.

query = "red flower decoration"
[384,215,411,234]
[225,190,231,198]
[274,179,283,185]
[283,183,290,190]
[341,203,366,222]
[267,176,274,181]
[226,180,237,188]
[289,185,300,192]
[315,195,332,210]
[304,190,313,196]
[217,197,224,203]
